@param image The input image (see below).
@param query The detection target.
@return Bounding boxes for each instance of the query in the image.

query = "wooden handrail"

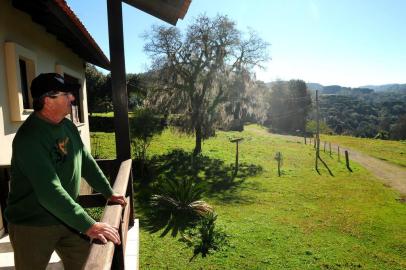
[83,159,132,270]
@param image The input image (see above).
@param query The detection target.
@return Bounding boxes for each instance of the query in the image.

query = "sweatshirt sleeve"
[14,138,95,233]
[81,145,114,199]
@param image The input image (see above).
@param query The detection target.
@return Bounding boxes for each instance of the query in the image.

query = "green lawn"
[91,124,406,269]
[320,134,406,168]
[89,111,135,118]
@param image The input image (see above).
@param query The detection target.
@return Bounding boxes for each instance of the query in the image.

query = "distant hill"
[321,85,374,95]
[266,81,406,94]
[361,84,406,93]
[306,83,323,91]
[266,81,323,91]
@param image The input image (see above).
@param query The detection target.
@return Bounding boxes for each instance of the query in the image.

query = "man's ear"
[43,96,53,109]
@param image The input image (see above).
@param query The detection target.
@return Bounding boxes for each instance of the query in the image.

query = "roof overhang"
[11,0,192,70]
[123,0,191,25]
[12,0,111,70]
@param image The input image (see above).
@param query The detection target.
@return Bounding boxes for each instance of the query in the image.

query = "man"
[5,73,126,270]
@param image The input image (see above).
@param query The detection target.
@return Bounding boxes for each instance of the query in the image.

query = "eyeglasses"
[48,92,73,98]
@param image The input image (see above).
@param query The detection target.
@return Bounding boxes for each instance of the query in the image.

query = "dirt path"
[272,133,406,196]
[329,144,406,196]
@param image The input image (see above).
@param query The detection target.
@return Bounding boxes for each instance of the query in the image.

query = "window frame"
[4,42,37,122]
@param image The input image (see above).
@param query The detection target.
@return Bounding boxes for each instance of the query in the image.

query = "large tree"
[143,15,268,155]
[268,80,312,133]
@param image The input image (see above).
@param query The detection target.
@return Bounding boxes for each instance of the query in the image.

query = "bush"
[306,120,332,134]
[180,212,229,260]
[146,178,213,237]
[130,108,166,161]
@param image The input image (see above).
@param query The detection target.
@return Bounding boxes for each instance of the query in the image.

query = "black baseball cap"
[30,73,80,99]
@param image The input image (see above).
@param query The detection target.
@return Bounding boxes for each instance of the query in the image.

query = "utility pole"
[314,91,333,176]
[315,90,320,171]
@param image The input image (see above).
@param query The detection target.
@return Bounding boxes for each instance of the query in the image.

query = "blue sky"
[66,0,406,87]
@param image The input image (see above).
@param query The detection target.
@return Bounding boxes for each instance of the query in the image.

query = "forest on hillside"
[317,91,406,140]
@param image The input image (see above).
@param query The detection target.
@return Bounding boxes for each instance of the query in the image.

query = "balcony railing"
[0,159,136,270]
[80,159,134,270]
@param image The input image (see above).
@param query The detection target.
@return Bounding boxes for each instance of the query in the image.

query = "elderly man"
[5,73,126,270]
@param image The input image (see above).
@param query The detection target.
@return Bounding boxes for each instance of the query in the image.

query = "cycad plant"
[148,178,213,237]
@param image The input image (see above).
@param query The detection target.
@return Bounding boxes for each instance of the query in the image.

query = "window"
[4,42,36,121]
[19,58,33,109]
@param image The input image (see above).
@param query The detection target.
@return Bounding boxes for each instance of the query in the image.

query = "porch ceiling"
[123,0,191,25]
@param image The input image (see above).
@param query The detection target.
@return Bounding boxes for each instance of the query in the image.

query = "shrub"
[147,178,213,237]
[181,212,229,260]
[130,108,166,161]
[306,120,332,134]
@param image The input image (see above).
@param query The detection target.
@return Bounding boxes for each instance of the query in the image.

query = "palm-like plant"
[148,178,213,237]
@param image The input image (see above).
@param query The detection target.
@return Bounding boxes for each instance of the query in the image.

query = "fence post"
[275,152,282,177]
[230,138,244,176]
[345,150,352,172]
[324,141,326,152]
[329,142,332,156]
[338,146,340,162]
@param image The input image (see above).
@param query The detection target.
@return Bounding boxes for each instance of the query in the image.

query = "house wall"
[0,1,93,236]
[0,0,92,166]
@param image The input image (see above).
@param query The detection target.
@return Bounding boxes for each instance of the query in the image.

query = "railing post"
[83,160,133,270]
[107,0,132,162]
[127,171,134,226]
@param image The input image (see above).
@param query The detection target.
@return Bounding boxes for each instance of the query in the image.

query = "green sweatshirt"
[5,113,114,233]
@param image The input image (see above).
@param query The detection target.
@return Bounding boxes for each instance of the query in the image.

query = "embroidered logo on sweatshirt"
[53,137,69,163]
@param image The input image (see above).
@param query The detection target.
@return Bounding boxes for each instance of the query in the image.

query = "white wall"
[0,1,95,235]
[0,0,92,166]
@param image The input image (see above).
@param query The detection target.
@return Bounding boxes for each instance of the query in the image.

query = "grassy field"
[92,124,406,269]
[89,111,135,118]
[320,134,406,168]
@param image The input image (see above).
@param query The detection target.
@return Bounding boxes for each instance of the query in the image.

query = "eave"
[123,0,191,26]
[12,0,111,70]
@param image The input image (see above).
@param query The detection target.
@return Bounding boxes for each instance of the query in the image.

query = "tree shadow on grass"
[134,149,263,237]
[153,149,262,198]
[134,149,263,207]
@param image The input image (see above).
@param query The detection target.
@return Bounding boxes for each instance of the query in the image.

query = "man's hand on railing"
[108,193,127,206]
[86,222,121,245]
